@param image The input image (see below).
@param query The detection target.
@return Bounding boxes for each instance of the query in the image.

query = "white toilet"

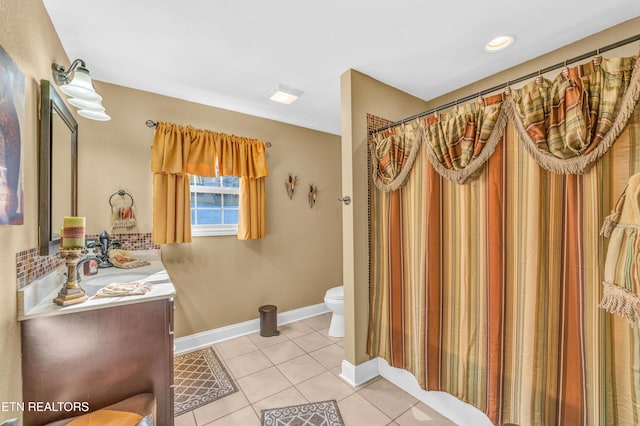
[324,285,344,337]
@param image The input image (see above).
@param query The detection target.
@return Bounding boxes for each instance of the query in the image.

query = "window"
[190,174,240,236]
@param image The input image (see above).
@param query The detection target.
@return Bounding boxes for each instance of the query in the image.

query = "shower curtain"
[368,56,640,425]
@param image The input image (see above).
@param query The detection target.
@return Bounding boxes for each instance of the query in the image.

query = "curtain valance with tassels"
[151,121,268,243]
[371,55,640,188]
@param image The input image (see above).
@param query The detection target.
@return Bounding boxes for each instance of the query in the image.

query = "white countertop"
[17,251,176,321]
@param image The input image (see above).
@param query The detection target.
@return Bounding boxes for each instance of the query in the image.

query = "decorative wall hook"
[285,173,298,199]
[308,184,318,208]
[338,196,351,206]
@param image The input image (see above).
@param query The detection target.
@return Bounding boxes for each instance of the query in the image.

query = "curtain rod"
[145,120,272,148]
[370,33,640,135]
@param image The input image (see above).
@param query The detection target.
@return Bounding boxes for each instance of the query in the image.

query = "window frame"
[189,174,240,237]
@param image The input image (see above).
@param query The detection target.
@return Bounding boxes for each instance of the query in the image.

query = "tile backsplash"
[16,233,159,289]
[16,249,63,290]
[85,232,160,252]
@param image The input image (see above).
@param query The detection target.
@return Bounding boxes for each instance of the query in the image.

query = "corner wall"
[340,70,428,365]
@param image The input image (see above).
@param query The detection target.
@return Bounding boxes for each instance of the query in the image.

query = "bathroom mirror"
[39,79,78,255]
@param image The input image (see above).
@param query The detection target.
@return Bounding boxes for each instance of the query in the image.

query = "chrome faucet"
[89,230,120,268]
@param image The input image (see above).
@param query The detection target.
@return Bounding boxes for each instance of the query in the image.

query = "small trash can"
[259,305,279,337]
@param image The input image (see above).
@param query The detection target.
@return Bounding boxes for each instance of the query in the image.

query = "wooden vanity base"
[22,298,174,425]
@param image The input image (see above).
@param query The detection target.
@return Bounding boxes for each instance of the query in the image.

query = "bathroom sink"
[80,272,150,297]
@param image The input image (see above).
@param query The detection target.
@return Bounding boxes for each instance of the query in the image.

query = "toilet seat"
[325,286,343,300]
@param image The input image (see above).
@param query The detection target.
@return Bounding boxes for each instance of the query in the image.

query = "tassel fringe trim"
[369,55,640,190]
[599,281,640,327]
[600,211,620,237]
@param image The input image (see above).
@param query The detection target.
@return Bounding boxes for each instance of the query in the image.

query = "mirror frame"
[39,79,78,255]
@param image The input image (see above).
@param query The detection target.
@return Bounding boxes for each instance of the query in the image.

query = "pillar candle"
[62,216,86,248]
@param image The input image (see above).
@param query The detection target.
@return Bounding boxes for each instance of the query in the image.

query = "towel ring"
[109,190,134,208]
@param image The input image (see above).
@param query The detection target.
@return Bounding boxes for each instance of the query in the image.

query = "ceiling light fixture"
[268,83,303,105]
[52,59,111,121]
[484,35,515,53]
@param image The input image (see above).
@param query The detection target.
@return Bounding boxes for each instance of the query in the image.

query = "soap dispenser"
[83,239,99,276]
[83,258,99,276]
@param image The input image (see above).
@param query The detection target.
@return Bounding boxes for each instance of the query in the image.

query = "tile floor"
[175,312,454,426]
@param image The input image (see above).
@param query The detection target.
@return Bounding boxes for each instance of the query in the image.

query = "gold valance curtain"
[370,55,640,188]
[370,121,422,191]
[511,56,638,174]
[151,121,268,243]
[420,94,507,184]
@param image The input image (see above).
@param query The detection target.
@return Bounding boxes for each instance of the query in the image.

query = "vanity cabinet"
[21,298,174,426]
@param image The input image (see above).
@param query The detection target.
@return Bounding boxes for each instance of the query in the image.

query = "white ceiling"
[42,0,640,135]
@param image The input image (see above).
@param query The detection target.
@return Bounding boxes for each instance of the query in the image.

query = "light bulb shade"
[59,68,102,102]
[68,97,105,112]
[78,109,111,121]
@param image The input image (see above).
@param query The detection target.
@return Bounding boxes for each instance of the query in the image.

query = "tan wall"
[340,71,428,364]
[0,0,70,422]
[342,17,640,366]
[78,83,343,337]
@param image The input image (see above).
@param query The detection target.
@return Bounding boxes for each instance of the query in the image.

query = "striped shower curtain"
[369,57,640,425]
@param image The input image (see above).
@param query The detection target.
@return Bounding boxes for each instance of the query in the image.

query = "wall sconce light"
[285,173,298,199]
[308,184,317,208]
[52,59,111,121]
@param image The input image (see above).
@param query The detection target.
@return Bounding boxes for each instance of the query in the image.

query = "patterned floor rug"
[173,347,238,416]
[261,400,345,426]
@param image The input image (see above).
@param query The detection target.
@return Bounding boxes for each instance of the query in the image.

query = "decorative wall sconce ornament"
[308,184,317,208]
[285,173,298,199]
[52,59,111,121]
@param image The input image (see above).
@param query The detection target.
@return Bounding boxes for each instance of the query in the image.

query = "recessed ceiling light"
[268,83,303,105]
[484,35,515,53]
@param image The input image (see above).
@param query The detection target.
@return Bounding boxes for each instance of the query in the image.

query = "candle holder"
[54,248,88,306]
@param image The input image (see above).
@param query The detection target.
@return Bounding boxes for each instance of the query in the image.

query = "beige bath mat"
[173,347,238,416]
[260,400,345,426]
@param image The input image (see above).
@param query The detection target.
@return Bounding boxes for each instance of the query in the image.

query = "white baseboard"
[339,357,492,425]
[376,358,493,426]
[339,358,380,387]
[174,303,329,355]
